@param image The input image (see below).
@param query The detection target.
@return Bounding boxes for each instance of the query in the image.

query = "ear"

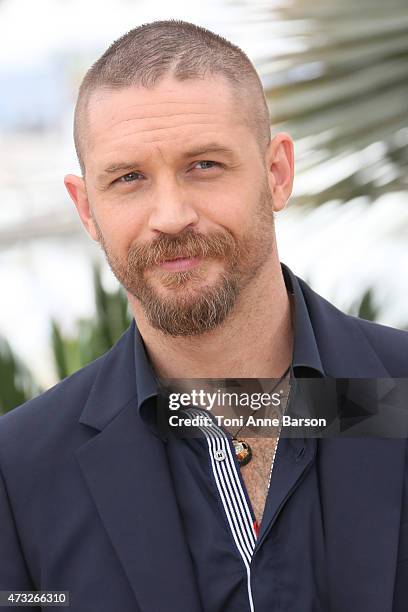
[64,174,99,242]
[265,132,295,212]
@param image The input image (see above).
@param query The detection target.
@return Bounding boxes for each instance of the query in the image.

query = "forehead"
[84,75,247,172]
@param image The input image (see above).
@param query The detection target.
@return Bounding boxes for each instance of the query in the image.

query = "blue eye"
[118,172,142,183]
[194,161,219,170]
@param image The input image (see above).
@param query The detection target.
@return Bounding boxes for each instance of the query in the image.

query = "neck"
[128,255,293,380]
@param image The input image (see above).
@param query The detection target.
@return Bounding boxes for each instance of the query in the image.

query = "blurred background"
[1,0,407,412]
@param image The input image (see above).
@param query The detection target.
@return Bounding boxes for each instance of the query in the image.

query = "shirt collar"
[280,263,324,377]
[134,262,325,414]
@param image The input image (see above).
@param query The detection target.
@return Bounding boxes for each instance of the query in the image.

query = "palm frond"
[49,264,132,378]
[0,336,42,414]
[255,0,408,205]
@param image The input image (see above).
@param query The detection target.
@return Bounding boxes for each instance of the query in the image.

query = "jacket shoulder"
[297,274,408,375]
[0,352,105,460]
[351,314,408,374]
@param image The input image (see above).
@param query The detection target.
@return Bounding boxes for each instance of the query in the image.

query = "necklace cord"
[231,364,291,440]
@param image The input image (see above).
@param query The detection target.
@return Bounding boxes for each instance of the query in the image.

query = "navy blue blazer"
[1,274,408,612]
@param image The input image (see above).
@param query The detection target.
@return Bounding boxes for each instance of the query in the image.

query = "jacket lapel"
[74,321,202,612]
[299,277,406,611]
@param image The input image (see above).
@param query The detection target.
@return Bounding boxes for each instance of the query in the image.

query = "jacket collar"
[296,273,392,378]
[78,320,138,431]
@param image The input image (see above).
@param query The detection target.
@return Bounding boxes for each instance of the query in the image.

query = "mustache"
[127,229,238,270]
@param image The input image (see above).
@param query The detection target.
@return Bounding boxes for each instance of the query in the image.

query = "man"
[1,19,408,612]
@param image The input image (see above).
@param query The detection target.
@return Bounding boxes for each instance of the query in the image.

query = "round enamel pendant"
[232,439,253,466]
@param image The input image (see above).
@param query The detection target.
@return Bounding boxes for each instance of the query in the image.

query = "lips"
[159,256,203,272]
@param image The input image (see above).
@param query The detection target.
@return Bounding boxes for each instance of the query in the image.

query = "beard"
[93,181,274,336]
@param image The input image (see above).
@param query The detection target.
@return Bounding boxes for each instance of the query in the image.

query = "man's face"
[67,75,287,336]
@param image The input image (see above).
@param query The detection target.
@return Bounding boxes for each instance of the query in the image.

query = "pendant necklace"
[231,365,291,467]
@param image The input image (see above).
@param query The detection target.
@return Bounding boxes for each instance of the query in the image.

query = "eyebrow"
[99,143,237,178]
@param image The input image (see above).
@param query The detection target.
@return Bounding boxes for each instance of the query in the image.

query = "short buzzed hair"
[73,20,271,175]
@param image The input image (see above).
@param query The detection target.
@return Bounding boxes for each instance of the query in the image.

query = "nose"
[148,177,199,235]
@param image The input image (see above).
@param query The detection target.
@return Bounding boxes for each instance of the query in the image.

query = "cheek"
[202,190,255,234]
[90,199,147,251]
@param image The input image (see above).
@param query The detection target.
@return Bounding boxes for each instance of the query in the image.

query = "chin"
[152,262,222,292]
[155,277,214,298]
